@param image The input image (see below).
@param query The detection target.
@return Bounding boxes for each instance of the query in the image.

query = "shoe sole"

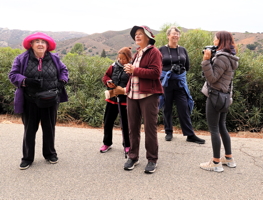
[144,163,157,174]
[19,164,31,170]
[186,139,205,144]
[124,161,139,170]
[200,166,224,172]
[100,147,111,153]
[48,160,58,164]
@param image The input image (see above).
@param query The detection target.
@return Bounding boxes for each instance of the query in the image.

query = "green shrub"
[59,54,113,127]
[155,25,263,132]
[0,47,23,113]
[1,31,263,131]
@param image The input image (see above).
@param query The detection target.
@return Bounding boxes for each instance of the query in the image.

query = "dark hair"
[216,31,236,54]
[117,47,132,63]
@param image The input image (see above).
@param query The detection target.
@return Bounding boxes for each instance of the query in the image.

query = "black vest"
[24,50,58,96]
[110,61,129,88]
[109,61,129,103]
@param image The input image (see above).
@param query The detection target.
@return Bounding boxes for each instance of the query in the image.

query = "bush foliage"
[1,27,263,131]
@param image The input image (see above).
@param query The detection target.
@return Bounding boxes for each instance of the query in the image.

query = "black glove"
[25,78,41,88]
[57,80,65,90]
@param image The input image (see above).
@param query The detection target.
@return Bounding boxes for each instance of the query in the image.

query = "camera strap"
[167,45,181,66]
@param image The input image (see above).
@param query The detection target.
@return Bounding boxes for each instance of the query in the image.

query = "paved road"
[0,123,263,200]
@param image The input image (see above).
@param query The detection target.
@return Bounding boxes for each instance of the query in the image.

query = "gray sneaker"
[124,159,139,170]
[144,162,157,174]
[220,156,236,168]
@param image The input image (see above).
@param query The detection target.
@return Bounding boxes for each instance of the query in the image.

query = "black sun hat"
[130,25,155,45]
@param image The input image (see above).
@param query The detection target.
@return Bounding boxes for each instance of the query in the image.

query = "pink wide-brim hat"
[23,32,56,51]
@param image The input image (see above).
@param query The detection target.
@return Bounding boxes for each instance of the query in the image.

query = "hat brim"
[23,32,56,51]
[130,26,155,45]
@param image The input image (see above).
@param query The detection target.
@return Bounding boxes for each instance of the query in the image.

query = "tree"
[247,43,257,50]
[101,49,106,58]
[70,43,85,55]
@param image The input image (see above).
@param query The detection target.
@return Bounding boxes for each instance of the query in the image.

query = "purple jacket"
[9,50,69,113]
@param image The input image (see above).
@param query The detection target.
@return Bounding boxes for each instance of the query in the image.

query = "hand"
[107,80,116,88]
[203,49,212,61]
[113,86,125,95]
[124,63,135,74]
[57,80,65,90]
[25,78,41,88]
[105,90,116,99]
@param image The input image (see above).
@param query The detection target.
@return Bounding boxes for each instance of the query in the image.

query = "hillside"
[56,30,263,59]
[55,28,159,59]
[0,27,262,60]
[0,27,88,49]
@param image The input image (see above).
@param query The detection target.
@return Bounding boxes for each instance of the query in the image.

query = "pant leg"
[21,100,41,162]
[127,97,142,161]
[140,94,159,163]
[174,88,195,136]
[163,82,175,135]
[219,112,232,155]
[206,98,221,159]
[40,103,58,159]
[103,102,119,146]
[119,104,130,147]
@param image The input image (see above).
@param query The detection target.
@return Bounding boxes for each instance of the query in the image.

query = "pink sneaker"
[100,145,111,153]
[124,147,130,153]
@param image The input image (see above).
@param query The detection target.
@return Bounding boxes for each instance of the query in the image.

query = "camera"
[202,45,218,57]
[171,64,185,74]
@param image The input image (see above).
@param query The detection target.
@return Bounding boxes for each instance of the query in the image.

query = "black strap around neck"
[167,45,180,65]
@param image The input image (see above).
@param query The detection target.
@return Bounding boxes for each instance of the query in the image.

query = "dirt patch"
[238,37,256,45]
[1,114,262,139]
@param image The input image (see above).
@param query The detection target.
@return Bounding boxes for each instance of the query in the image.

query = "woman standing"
[100,47,132,154]
[200,31,239,172]
[159,26,205,144]
[9,32,69,170]
[123,25,163,174]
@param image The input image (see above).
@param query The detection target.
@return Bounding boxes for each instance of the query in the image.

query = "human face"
[135,29,150,49]
[213,36,219,46]
[118,54,128,65]
[168,29,180,44]
[31,39,48,57]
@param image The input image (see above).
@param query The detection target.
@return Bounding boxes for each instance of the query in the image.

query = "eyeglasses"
[170,33,180,36]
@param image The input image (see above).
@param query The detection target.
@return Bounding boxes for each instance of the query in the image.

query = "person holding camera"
[9,32,69,170]
[159,26,205,144]
[123,25,163,174]
[100,47,132,154]
[200,31,239,172]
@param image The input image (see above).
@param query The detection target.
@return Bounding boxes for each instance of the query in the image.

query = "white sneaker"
[200,159,224,172]
[220,157,236,168]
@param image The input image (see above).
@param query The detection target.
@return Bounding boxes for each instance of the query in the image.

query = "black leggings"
[206,98,232,158]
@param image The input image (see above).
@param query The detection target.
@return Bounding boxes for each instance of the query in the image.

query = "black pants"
[21,100,58,162]
[103,102,130,147]
[163,79,195,136]
[206,98,232,158]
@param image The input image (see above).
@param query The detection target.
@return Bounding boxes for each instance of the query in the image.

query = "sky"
[1,0,262,35]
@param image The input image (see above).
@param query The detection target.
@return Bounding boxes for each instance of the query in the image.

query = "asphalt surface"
[0,123,263,200]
